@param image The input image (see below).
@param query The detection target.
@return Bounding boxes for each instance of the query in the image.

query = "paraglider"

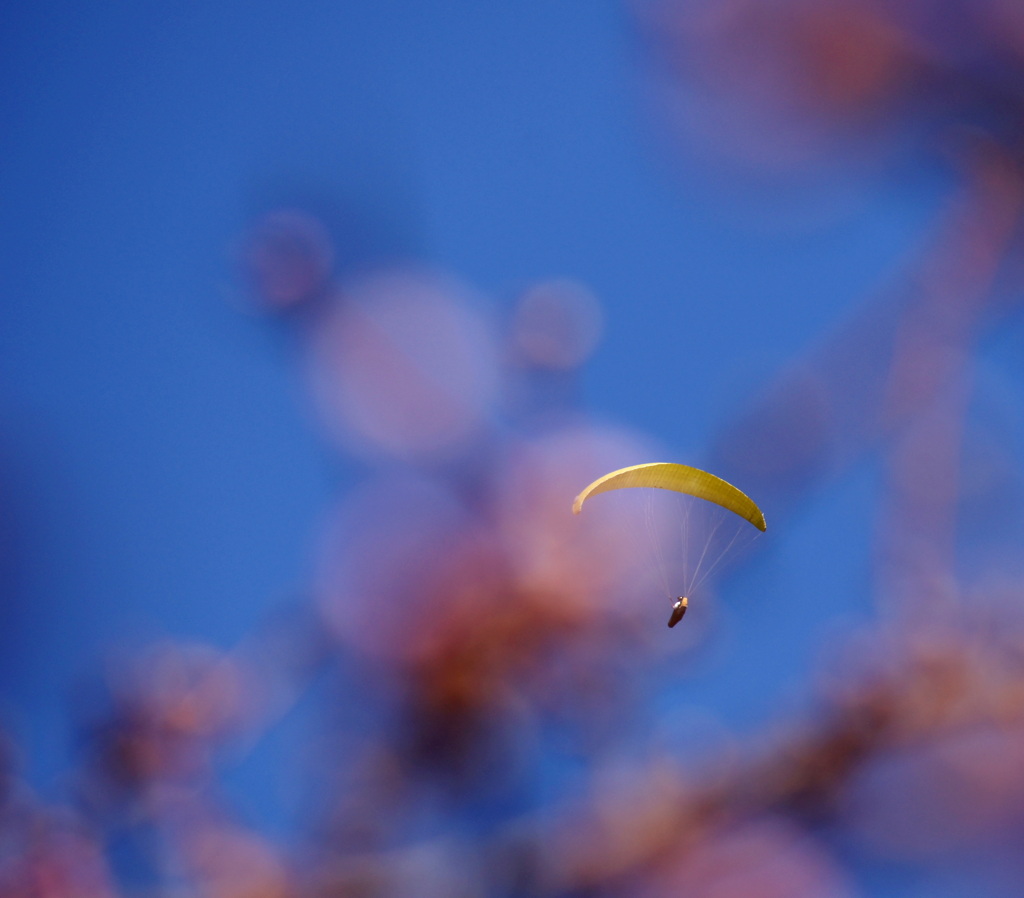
[573,462,766,627]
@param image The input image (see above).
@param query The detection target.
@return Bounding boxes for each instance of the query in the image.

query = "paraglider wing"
[572,462,767,532]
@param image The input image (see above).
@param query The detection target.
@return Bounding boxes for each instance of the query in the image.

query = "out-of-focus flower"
[0,811,119,898]
[639,0,926,174]
[508,279,603,372]
[314,473,504,665]
[831,608,1024,862]
[846,723,1024,860]
[639,0,1024,184]
[303,837,483,898]
[308,271,499,462]
[640,817,855,898]
[179,821,292,898]
[502,279,605,429]
[238,210,335,312]
[83,642,251,803]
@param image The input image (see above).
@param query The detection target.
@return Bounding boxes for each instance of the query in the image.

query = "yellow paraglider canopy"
[572,462,767,532]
